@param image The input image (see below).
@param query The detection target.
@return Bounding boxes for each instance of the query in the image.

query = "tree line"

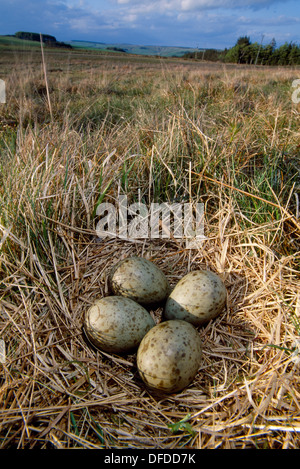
[183,36,300,66]
[14,31,72,49]
[225,36,300,65]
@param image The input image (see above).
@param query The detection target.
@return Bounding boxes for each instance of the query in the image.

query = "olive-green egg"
[164,270,226,326]
[84,296,155,354]
[137,320,202,393]
[108,256,170,305]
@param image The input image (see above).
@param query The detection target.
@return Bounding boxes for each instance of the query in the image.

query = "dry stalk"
[40,33,53,121]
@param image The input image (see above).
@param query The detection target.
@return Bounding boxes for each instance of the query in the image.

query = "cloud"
[180,0,283,9]
[106,0,289,37]
[109,0,300,46]
[0,0,110,36]
[114,0,284,12]
[0,0,298,48]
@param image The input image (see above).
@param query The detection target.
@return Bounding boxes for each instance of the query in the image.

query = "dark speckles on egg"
[84,296,155,354]
[108,256,170,305]
[137,320,202,393]
[164,270,227,326]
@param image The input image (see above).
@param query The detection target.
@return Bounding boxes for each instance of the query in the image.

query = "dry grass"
[0,48,299,449]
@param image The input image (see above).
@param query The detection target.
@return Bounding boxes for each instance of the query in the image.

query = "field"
[0,45,300,449]
[68,40,199,57]
[0,35,42,51]
[0,35,199,57]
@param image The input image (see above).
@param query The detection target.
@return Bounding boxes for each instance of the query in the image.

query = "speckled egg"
[108,256,170,305]
[164,270,227,326]
[84,296,155,354]
[137,320,202,393]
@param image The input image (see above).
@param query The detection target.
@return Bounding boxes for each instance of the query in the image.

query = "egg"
[108,256,170,305]
[84,296,155,354]
[137,320,202,393]
[164,270,226,326]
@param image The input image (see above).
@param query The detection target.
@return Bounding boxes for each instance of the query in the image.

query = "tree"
[270,38,276,52]
[236,36,251,47]
[277,42,292,65]
[261,39,276,65]
[224,36,254,64]
[288,44,300,65]
[15,31,57,43]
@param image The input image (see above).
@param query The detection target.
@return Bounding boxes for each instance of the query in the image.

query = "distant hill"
[68,40,199,57]
[15,31,57,43]
[0,33,199,57]
[0,32,72,49]
[0,35,41,49]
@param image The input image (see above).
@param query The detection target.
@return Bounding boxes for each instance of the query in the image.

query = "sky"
[0,0,300,49]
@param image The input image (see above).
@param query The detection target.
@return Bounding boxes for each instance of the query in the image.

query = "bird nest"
[1,212,299,449]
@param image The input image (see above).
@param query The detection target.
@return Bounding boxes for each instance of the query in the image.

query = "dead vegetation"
[0,49,299,448]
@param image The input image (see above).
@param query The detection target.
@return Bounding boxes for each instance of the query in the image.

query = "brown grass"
[0,48,299,449]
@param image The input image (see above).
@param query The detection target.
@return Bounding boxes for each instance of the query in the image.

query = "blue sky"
[0,0,300,49]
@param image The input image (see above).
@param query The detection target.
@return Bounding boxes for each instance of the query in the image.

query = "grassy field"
[0,35,43,51]
[0,46,300,449]
[0,35,199,57]
[68,40,199,57]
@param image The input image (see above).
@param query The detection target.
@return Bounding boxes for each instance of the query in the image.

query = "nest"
[1,221,299,449]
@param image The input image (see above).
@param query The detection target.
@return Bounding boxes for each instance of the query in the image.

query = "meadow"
[0,45,299,449]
